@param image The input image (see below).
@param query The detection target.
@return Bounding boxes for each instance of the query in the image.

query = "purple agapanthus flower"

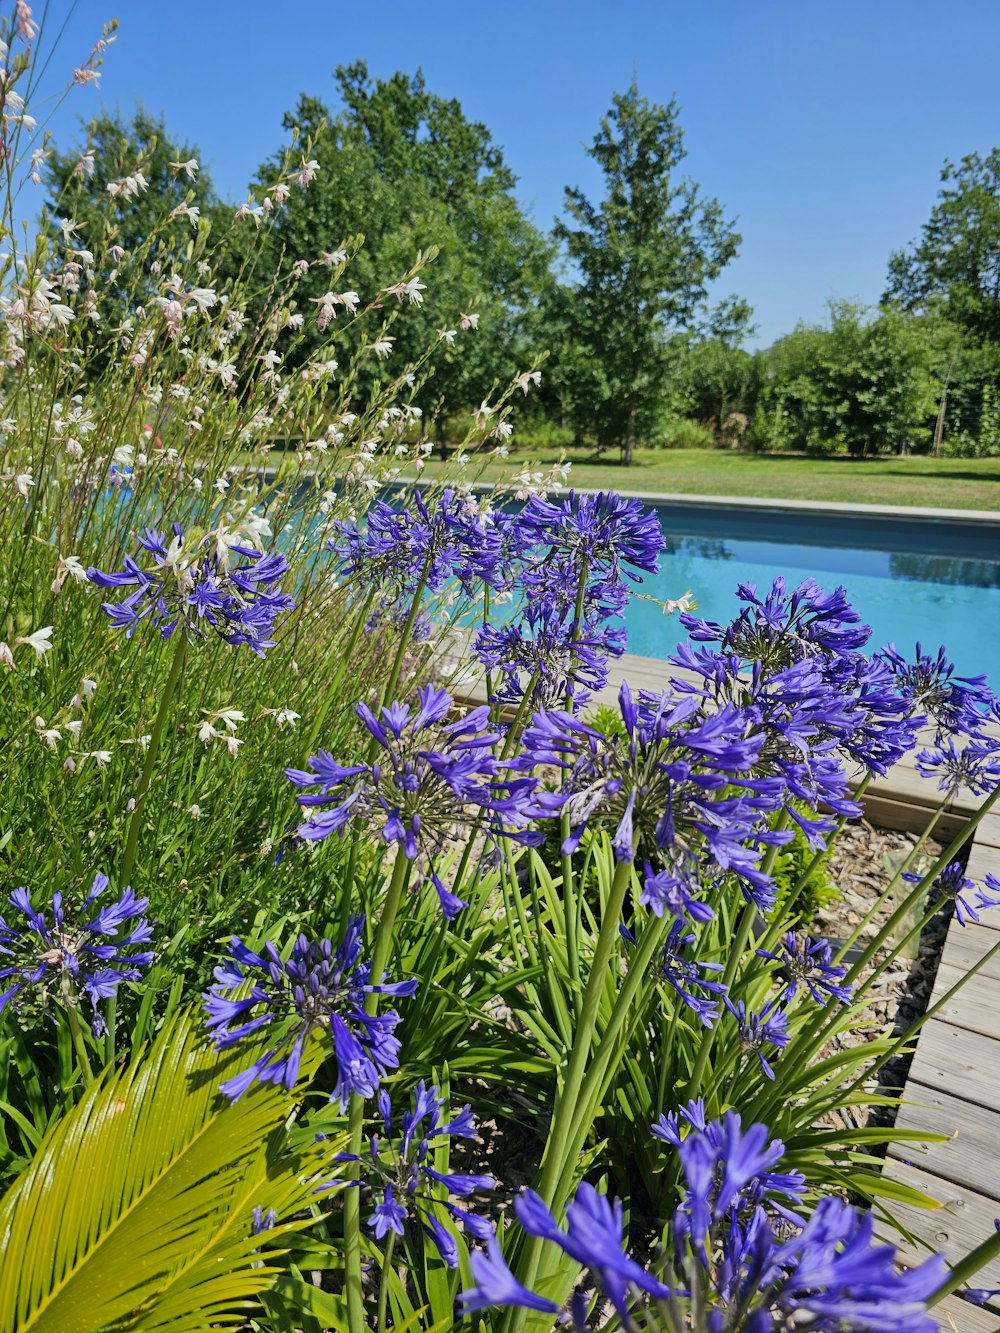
[203,916,416,1105]
[331,489,504,608]
[474,602,626,713]
[287,685,539,915]
[878,642,994,741]
[0,874,153,1035]
[904,861,1000,928]
[87,523,294,656]
[516,490,664,584]
[517,680,781,910]
[681,577,872,671]
[513,1183,673,1321]
[459,1110,944,1329]
[655,921,728,1028]
[916,735,1000,797]
[757,932,853,1007]
[725,997,790,1079]
[331,1081,494,1267]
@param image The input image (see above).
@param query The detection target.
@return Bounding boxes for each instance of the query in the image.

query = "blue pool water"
[626,502,1000,681]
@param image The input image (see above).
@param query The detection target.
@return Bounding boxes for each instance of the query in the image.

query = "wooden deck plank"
[878,1159,1000,1289]
[905,1020,1000,1115]
[936,1292,1000,1331]
[889,1085,1000,1201]
[941,922,1000,980]
[921,960,1000,1039]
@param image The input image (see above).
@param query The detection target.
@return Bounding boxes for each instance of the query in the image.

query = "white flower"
[82,676,97,697]
[368,337,394,359]
[319,248,347,267]
[514,369,542,394]
[383,276,426,306]
[437,328,457,345]
[87,750,112,766]
[170,202,200,226]
[188,803,202,818]
[65,719,83,737]
[197,720,218,744]
[16,625,53,658]
[35,718,60,748]
[14,470,33,497]
[217,708,245,732]
[170,158,199,180]
[459,312,479,330]
[275,709,300,730]
[0,642,13,669]
[226,735,242,757]
[64,755,77,772]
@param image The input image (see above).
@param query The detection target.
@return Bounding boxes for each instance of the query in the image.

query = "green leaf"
[0,1009,337,1333]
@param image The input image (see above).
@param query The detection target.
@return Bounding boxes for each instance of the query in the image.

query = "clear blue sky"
[31,0,1000,346]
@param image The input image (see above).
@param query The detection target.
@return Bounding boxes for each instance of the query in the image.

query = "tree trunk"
[623,405,636,466]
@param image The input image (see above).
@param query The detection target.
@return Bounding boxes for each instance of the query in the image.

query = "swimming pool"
[627,500,1000,681]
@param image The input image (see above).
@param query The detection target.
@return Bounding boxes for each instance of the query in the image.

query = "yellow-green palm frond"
[0,1008,342,1333]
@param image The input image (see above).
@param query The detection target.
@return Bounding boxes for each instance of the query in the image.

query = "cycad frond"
[0,1009,339,1333]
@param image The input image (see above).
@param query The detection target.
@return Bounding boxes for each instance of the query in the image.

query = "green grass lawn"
[420,446,1000,511]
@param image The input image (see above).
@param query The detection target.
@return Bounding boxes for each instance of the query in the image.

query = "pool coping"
[386,476,999,524]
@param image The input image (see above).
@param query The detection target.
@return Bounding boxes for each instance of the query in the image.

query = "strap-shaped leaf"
[0,1009,336,1333]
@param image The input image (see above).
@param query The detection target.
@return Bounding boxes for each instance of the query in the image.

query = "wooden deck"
[443,642,1000,1328]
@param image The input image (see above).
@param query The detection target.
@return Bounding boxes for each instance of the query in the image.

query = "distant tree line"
[42,74,1000,462]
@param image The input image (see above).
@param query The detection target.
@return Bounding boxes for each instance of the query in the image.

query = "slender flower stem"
[931,1230,1000,1307]
[758,774,873,952]
[380,557,433,710]
[303,584,377,756]
[560,560,591,1015]
[686,811,790,1103]
[119,633,188,893]
[845,784,1000,985]
[506,855,633,1328]
[63,990,94,1085]
[377,1230,396,1333]
[834,801,947,968]
[499,670,542,763]
[553,908,673,1205]
[103,633,187,1066]
[344,848,411,1333]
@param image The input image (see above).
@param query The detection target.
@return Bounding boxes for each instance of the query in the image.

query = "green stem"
[119,633,187,892]
[380,558,432,710]
[64,996,94,1085]
[303,585,377,755]
[507,856,633,1324]
[835,801,946,969]
[931,1229,1000,1307]
[845,783,1000,985]
[377,1230,396,1333]
[758,775,873,953]
[499,670,542,762]
[553,909,672,1205]
[344,848,411,1333]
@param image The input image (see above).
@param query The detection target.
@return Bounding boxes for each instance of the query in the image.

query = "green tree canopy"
[884,150,1000,344]
[556,81,741,463]
[248,64,555,441]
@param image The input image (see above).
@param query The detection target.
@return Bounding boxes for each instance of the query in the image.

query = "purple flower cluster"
[333,1081,494,1267]
[0,874,153,1035]
[518,680,781,914]
[460,1107,945,1331]
[87,523,294,656]
[879,642,995,741]
[467,491,662,714]
[203,916,416,1105]
[331,490,505,632]
[904,860,1000,928]
[758,932,853,1007]
[287,685,540,917]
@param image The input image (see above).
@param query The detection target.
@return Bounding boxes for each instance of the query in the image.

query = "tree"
[754,302,940,456]
[556,82,740,464]
[884,150,1000,344]
[44,107,223,255]
[680,297,758,442]
[247,65,555,445]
